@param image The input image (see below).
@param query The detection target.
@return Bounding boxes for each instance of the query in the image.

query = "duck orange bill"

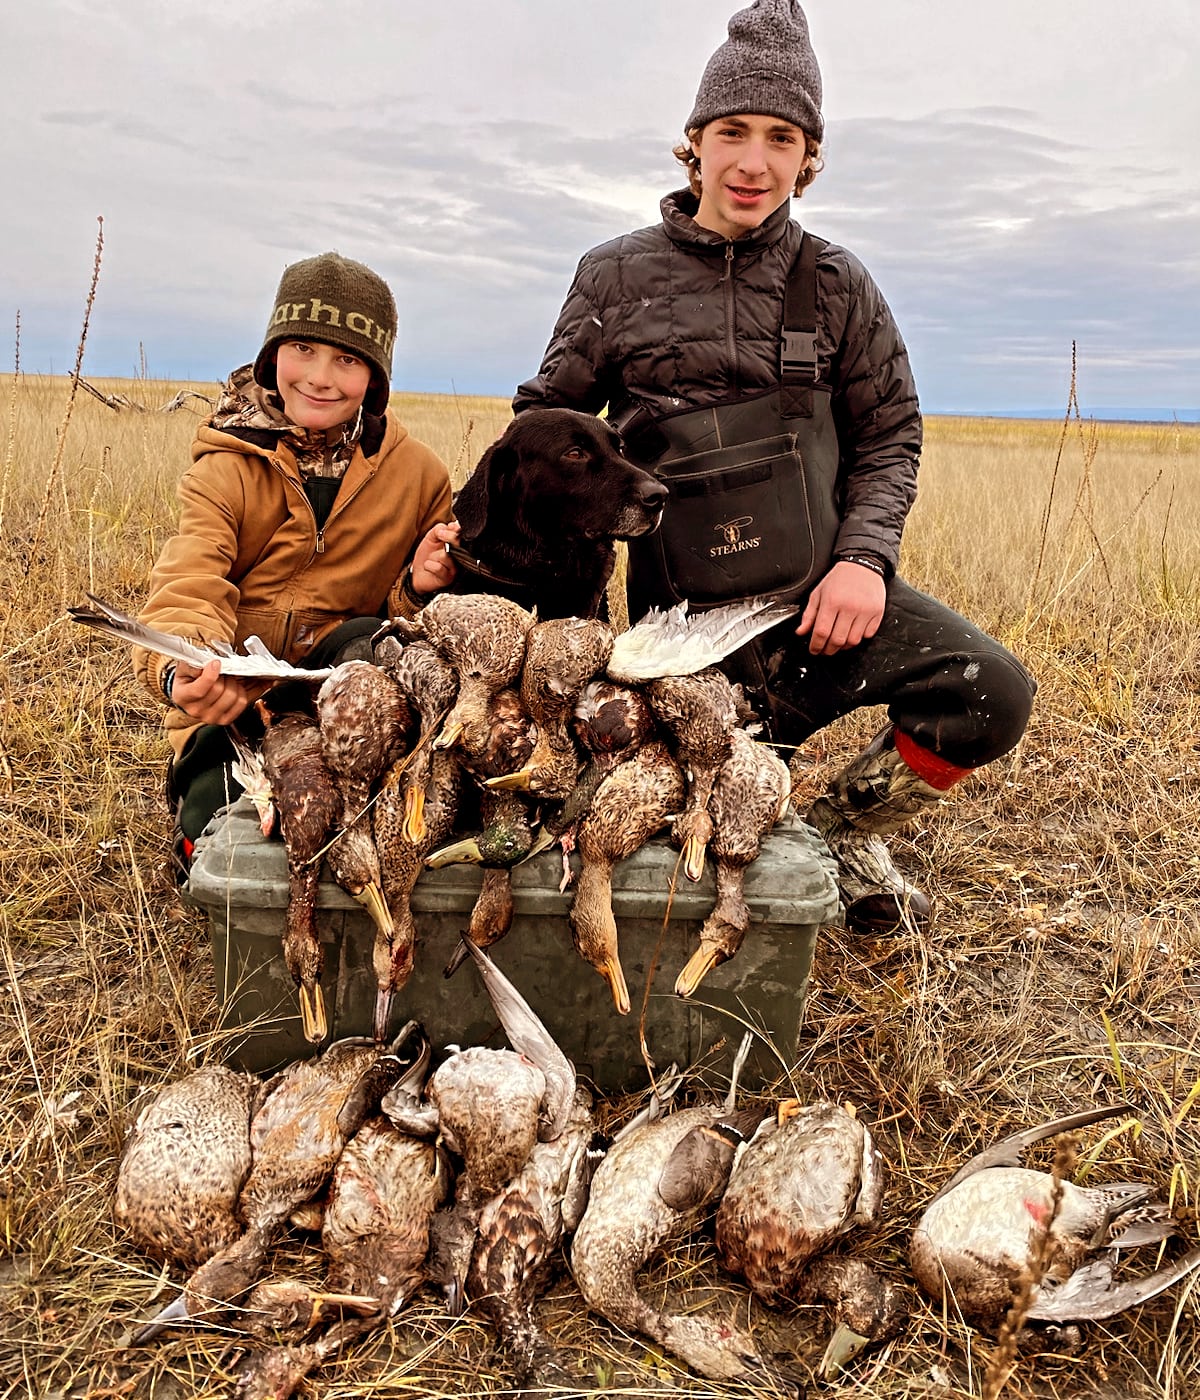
[299,981,328,1044]
[674,945,723,999]
[402,782,427,844]
[602,953,631,1016]
[682,835,708,882]
[819,1321,872,1379]
[432,720,463,750]
[352,881,394,939]
[483,767,533,792]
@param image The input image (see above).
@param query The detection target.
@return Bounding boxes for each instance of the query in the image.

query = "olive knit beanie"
[686,0,823,143]
[253,252,397,416]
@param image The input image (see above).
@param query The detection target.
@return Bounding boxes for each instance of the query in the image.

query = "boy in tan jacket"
[134,251,459,873]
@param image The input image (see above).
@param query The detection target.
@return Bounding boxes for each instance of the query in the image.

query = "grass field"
[1,369,1199,1400]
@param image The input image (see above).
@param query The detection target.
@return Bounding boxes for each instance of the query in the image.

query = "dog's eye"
[563,446,587,461]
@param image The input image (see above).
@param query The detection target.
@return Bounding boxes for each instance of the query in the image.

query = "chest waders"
[619,232,838,739]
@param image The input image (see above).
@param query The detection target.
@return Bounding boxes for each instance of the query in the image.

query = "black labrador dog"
[451,408,668,619]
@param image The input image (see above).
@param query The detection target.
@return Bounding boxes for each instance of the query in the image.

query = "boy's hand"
[410,521,461,594]
[796,560,886,656]
[171,659,252,725]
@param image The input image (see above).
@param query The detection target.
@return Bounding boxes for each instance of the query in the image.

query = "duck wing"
[1026,1246,1200,1322]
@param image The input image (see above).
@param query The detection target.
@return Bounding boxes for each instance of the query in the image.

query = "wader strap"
[780,231,818,420]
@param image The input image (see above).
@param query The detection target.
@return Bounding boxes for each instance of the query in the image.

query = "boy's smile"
[275,340,373,431]
[692,114,811,241]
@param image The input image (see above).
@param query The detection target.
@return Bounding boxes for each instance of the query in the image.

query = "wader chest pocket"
[648,434,820,605]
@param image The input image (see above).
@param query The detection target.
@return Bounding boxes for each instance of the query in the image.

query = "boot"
[806,724,969,934]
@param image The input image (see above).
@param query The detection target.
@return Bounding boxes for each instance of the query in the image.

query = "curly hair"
[672,128,823,200]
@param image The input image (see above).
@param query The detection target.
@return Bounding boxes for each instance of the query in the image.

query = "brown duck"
[569,1037,794,1384]
[256,701,343,1044]
[568,739,685,1014]
[486,615,613,800]
[114,1064,265,1272]
[316,658,413,938]
[675,726,792,998]
[643,666,742,882]
[131,1025,424,1343]
[373,632,459,843]
[370,748,463,1039]
[715,1099,906,1376]
[909,1103,1193,1330]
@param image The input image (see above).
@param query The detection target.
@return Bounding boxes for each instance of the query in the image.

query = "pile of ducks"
[115,942,1200,1397]
[72,591,800,1042]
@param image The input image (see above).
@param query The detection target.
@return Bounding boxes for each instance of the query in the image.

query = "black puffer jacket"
[514,190,921,571]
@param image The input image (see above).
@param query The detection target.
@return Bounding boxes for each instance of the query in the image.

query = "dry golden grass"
[1,357,1199,1400]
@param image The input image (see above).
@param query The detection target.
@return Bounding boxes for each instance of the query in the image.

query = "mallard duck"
[568,740,685,1014]
[675,727,792,998]
[383,941,575,1206]
[466,1084,600,1387]
[486,616,613,800]
[518,678,659,881]
[370,749,463,1039]
[715,1099,905,1376]
[256,701,343,1044]
[411,593,533,756]
[643,667,742,882]
[909,1103,1185,1330]
[431,788,535,977]
[316,659,413,939]
[114,1065,265,1271]
[569,1036,792,1384]
[373,633,459,843]
[131,1025,424,1343]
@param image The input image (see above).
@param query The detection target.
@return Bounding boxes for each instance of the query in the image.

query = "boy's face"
[692,114,811,241]
[274,340,373,431]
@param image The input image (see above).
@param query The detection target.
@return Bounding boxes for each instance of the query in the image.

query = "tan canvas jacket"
[134,413,453,758]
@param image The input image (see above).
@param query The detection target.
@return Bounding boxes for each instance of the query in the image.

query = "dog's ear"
[453,435,518,546]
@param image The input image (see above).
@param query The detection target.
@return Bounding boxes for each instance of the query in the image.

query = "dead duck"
[256,701,343,1044]
[114,1065,266,1272]
[568,739,685,1014]
[675,727,792,999]
[909,1103,1188,1330]
[431,788,535,977]
[519,677,659,882]
[643,667,742,882]
[316,659,413,941]
[412,593,534,756]
[715,1099,906,1377]
[370,748,463,1039]
[467,1084,601,1387]
[485,615,614,800]
[131,1025,424,1343]
[373,632,459,843]
[569,1035,789,1385]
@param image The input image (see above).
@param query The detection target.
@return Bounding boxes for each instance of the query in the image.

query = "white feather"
[605,596,800,682]
[68,594,333,681]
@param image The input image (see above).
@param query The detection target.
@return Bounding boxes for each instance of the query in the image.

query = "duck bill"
[819,1322,871,1379]
[352,881,394,940]
[130,1293,197,1345]
[373,987,395,1045]
[442,937,473,978]
[299,980,328,1044]
[674,944,721,999]
[432,719,463,751]
[515,826,556,864]
[682,834,707,882]
[425,836,483,868]
[308,1289,381,1325]
[483,767,533,792]
[402,782,427,844]
[602,954,631,1016]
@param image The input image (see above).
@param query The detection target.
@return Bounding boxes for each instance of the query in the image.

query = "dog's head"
[455,409,668,549]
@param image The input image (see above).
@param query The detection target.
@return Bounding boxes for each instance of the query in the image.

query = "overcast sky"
[5,0,1198,417]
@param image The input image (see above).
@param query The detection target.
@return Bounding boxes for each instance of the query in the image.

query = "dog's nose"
[638,478,669,510]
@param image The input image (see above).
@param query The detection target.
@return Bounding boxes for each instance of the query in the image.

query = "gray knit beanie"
[253,252,397,416]
[686,0,823,142]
